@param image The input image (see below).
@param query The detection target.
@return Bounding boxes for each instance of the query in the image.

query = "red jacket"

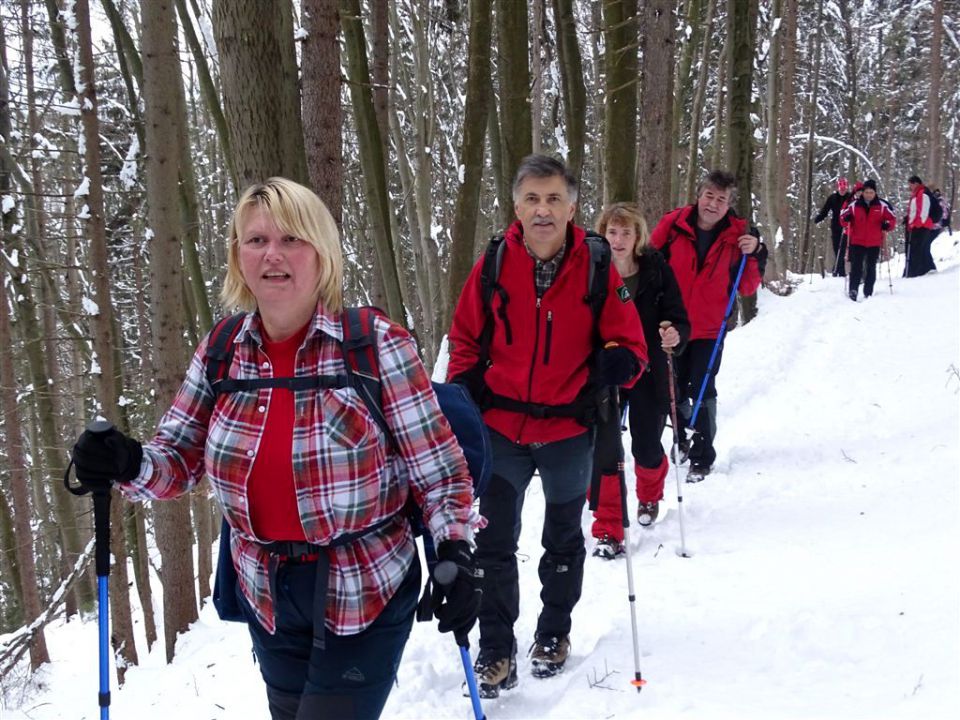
[447,221,648,445]
[649,206,765,341]
[907,185,935,230]
[839,197,896,248]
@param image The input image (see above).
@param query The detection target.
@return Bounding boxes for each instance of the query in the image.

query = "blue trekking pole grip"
[434,560,486,720]
[690,254,748,427]
[64,419,115,720]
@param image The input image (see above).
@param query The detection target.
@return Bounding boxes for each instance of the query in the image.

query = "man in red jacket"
[650,170,766,481]
[447,155,647,696]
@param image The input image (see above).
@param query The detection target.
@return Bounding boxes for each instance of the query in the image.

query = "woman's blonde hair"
[596,202,650,257]
[220,177,344,313]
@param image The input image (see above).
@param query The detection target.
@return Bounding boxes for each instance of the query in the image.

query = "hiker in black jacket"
[814,177,853,276]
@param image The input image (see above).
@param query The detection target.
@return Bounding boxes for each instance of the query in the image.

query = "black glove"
[881,221,891,231]
[432,540,482,638]
[596,346,638,387]
[71,427,143,491]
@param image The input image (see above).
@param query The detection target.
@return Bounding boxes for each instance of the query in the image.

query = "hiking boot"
[592,535,625,560]
[471,643,518,699]
[848,290,858,301]
[686,463,711,483]
[529,634,571,678]
[637,501,659,527]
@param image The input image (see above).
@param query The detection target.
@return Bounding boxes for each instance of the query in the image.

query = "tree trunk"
[636,0,675,227]
[775,0,797,274]
[838,0,858,179]
[800,0,826,273]
[302,0,343,225]
[531,0,544,152]
[927,0,943,188]
[727,0,759,323]
[762,0,783,283]
[213,0,308,188]
[710,34,729,170]
[0,248,49,669]
[671,0,703,204]
[685,0,716,201]
[340,0,407,323]
[552,0,587,185]
[496,0,532,224]
[447,0,492,333]
[74,0,139,677]
[603,0,639,204]
[141,0,198,663]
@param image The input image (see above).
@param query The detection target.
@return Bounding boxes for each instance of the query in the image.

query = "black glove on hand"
[71,427,143,491]
[432,540,482,637]
[597,345,638,387]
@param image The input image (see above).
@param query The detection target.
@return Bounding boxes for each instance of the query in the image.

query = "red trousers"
[589,455,668,542]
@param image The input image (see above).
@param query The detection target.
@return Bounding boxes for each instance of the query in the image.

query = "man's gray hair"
[512,154,578,203]
[696,169,738,205]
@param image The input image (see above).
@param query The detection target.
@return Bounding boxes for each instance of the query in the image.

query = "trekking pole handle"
[64,420,116,496]
[659,321,674,355]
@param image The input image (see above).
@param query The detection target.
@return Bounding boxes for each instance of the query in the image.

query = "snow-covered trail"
[4,236,958,720]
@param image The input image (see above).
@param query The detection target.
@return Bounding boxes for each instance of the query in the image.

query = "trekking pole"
[64,419,115,720]
[659,322,691,559]
[608,388,646,693]
[689,255,747,431]
[884,233,893,294]
[433,561,486,720]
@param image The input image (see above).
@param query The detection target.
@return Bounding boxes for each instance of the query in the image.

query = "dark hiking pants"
[848,245,880,298]
[476,429,592,656]
[676,339,723,468]
[240,556,420,720]
[906,228,934,276]
[832,229,847,277]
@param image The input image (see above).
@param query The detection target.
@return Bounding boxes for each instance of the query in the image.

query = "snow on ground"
[3,234,959,720]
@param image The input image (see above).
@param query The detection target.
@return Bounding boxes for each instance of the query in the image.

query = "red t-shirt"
[248,321,311,541]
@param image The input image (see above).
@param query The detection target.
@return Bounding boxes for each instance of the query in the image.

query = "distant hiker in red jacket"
[588,202,690,560]
[649,170,767,482]
[839,178,896,301]
[904,174,937,277]
[447,155,648,695]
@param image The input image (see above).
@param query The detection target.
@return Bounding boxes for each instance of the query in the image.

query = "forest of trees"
[0,0,955,682]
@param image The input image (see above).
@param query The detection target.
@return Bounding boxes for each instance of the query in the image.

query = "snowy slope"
[3,234,958,720]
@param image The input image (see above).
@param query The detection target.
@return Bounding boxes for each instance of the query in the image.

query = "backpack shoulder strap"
[205,313,246,396]
[583,232,611,324]
[478,234,512,349]
[340,307,395,447]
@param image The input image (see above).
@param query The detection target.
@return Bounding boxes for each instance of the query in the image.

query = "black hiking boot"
[592,535,625,560]
[529,634,571,678]
[671,436,691,464]
[686,463,712,483]
[637,501,659,527]
[470,642,518,699]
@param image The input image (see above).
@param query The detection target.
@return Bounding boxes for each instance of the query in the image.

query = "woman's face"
[605,220,638,266]
[237,207,322,318]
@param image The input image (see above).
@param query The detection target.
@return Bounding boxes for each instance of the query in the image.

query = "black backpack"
[207,306,492,622]
[925,189,944,224]
[461,232,614,425]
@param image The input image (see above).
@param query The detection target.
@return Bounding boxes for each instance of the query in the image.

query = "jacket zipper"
[516,296,543,442]
[543,310,553,365]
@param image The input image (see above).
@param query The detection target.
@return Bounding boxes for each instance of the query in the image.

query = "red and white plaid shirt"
[122,303,474,635]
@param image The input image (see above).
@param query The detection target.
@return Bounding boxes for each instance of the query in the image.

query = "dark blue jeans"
[676,338,723,468]
[476,429,592,655]
[240,557,420,720]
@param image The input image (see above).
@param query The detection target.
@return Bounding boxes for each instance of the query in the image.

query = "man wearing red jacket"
[904,174,937,277]
[447,155,647,696]
[650,170,766,481]
[839,178,896,301]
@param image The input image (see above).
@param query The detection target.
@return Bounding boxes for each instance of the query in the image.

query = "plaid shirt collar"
[235,301,342,346]
[524,234,568,297]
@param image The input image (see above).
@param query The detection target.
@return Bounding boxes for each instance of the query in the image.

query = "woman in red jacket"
[839,179,896,301]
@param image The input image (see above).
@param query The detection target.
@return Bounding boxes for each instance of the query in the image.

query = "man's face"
[696,184,732,231]
[909,181,919,194]
[514,174,576,260]
[862,188,876,202]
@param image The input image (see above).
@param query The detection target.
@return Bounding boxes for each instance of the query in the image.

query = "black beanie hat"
[862,179,877,192]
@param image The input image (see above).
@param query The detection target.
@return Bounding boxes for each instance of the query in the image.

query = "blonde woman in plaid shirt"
[71,178,481,719]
